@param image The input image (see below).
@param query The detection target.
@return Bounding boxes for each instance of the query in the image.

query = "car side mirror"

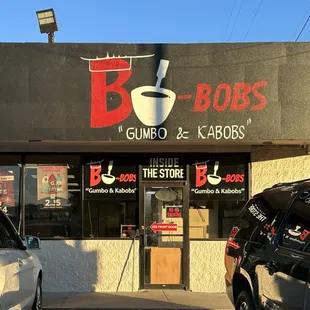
[25,235,41,250]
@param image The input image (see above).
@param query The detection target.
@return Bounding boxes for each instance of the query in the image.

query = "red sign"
[166,207,182,218]
[150,221,177,232]
[89,161,136,187]
[196,164,244,187]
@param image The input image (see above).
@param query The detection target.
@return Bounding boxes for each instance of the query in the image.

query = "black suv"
[225,179,310,310]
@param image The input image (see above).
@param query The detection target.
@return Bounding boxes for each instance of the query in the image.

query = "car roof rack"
[263,178,310,192]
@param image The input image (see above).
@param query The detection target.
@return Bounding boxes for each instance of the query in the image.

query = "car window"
[0,212,20,249]
[281,189,310,252]
[232,195,283,244]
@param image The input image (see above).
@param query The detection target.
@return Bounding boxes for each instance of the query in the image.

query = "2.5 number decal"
[45,199,62,207]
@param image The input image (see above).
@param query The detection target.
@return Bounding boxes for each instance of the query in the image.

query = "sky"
[1,0,310,43]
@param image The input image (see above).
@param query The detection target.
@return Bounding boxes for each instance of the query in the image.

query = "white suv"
[0,208,43,309]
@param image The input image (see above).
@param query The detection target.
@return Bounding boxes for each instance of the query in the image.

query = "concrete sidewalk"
[43,291,234,310]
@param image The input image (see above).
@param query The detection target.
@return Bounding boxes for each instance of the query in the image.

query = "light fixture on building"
[36,8,58,43]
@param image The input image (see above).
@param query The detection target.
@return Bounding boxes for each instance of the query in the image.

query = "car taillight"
[224,239,230,266]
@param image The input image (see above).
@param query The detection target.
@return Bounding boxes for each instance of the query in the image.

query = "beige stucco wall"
[190,241,227,292]
[37,240,139,292]
[38,240,226,293]
[251,145,310,195]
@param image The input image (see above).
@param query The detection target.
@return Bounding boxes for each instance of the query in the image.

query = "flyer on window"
[0,171,15,207]
[37,166,68,205]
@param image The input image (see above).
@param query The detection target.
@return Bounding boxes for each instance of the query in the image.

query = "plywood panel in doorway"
[150,247,181,284]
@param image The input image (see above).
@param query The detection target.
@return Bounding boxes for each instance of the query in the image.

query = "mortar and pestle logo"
[131,59,176,127]
[101,161,115,185]
[288,225,302,237]
[207,161,222,186]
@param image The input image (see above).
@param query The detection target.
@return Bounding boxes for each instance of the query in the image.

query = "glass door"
[140,182,189,289]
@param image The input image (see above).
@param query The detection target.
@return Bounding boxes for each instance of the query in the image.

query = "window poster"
[37,165,68,208]
[0,171,15,207]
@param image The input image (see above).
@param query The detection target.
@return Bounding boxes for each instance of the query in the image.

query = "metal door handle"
[18,258,23,266]
[291,254,303,259]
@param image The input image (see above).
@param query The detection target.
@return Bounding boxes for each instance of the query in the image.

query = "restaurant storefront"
[1,152,248,292]
[1,42,310,292]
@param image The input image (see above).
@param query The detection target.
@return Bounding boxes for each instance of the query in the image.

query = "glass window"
[83,201,138,238]
[281,189,310,252]
[0,165,21,231]
[189,200,245,239]
[24,164,82,239]
[232,195,286,246]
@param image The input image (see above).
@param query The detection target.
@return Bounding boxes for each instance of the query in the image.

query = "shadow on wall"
[36,240,97,292]
[36,239,139,293]
[251,145,308,162]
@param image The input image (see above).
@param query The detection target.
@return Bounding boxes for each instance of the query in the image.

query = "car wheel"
[32,278,42,310]
[235,290,255,310]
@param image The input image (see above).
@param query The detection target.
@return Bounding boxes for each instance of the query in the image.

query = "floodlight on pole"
[36,8,58,43]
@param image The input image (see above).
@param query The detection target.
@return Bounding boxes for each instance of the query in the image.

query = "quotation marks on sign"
[176,127,189,140]
[118,125,123,133]
[197,118,252,140]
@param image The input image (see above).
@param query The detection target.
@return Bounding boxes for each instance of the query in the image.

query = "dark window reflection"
[83,201,138,238]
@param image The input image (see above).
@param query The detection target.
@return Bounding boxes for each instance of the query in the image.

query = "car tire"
[235,290,255,310]
[32,277,42,310]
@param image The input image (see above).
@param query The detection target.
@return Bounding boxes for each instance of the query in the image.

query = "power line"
[223,0,237,40]
[291,4,310,41]
[295,13,310,41]
[227,0,245,41]
[244,0,264,41]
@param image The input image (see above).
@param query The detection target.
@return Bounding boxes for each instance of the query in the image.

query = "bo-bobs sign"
[189,158,246,201]
[84,158,137,201]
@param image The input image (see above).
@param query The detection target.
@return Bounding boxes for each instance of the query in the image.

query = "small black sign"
[166,206,183,218]
[142,157,186,181]
[189,158,246,201]
[120,224,137,238]
[84,158,137,201]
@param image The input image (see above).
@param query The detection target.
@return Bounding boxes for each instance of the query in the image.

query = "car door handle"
[291,254,303,259]
[18,258,23,266]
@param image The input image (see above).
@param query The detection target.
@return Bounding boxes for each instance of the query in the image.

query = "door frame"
[138,171,190,290]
